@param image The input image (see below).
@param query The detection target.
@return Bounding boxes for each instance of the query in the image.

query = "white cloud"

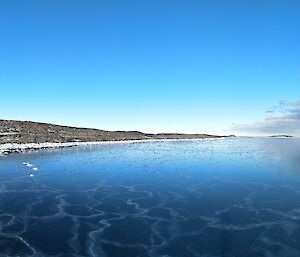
[231,100,300,136]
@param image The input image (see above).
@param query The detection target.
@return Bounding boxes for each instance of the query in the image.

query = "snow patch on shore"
[0,138,223,155]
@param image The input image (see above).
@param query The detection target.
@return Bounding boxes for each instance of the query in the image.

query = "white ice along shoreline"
[0,138,224,155]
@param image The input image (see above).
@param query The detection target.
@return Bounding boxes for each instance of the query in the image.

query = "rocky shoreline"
[0,119,229,155]
[0,138,226,155]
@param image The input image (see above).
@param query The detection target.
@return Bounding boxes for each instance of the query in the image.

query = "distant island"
[269,135,293,138]
[0,120,229,154]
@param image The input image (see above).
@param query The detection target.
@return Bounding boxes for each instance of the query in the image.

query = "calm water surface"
[0,138,300,257]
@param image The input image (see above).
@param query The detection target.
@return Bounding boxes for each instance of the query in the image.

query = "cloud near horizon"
[232,100,300,136]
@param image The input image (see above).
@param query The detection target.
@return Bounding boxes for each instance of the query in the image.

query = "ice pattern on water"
[0,138,300,257]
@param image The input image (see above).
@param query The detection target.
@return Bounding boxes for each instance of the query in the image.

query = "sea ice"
[22,162,34,167]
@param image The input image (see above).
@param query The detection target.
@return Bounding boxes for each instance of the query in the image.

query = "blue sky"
[1,0,300,135]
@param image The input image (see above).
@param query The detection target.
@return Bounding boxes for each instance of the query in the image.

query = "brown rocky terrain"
[0,119,223,144]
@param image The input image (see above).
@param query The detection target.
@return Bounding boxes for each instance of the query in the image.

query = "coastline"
[0,138,225,156]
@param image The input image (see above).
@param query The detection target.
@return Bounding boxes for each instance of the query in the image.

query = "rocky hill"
[0,120,223,144]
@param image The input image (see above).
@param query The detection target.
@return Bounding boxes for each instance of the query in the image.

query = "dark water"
[1,138,300,257]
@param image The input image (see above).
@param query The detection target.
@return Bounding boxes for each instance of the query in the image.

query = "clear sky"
[1,0,300,135]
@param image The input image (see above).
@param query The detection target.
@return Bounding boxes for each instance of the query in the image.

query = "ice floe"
[24,163,34,167]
